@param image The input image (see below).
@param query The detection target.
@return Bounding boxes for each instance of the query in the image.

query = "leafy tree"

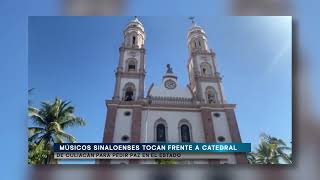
[28,97,86,164]
[248,133,291,164]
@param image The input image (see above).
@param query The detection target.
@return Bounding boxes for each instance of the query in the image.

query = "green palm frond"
[247,152,256,164]
[28,131,45,143]
[28,127,46,142]
[55,134,64,143]
[56,130,77,143]
[28,107,46,126]
[60,117,86,129]
[249,133,292,164]
[28,127,46,135]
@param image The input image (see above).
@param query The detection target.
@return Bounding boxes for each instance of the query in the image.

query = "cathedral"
[100,17,247,164]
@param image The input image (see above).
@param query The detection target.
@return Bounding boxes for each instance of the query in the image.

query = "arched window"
[156,124,166,142]
[123,83,136,101]
[192,38,203,49]
[178,120,192,142]
[181,125,191,142]
[200,62,212,76]
[132,36,136,46]
[154,118,167,142]
[206,86,218,104]
[202,68,206,75]
[126,59,137,72]
[124,87,134,101]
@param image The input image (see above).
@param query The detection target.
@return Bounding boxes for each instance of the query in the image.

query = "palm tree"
[248,133,291,164]
[246,152,256,164]
[28,97,86,164]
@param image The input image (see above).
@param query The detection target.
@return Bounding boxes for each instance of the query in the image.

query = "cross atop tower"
[189,17,195,25]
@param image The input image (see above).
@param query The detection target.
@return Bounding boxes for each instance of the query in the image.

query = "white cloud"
[266,40,291,73]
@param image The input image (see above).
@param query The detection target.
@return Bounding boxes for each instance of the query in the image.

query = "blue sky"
[28,17,292,163]
[0,16,27,178]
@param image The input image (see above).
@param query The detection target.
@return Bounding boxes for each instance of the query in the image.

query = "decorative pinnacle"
[166,64,173,73]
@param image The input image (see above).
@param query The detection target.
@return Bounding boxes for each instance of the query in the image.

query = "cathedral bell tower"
[187,19,225,104]
[102,17,146,154]
[113,16,146,101]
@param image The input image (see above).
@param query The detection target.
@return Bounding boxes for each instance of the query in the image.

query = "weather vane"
[189,16,195,24]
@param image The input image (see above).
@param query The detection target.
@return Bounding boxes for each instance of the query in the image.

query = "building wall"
[211,111,232,142]
[140,110,205,143]
[110,108,236,164]
[110,108,134,164]
[140,109,207,164]
[112,108,133,143]
[211,111,236,164]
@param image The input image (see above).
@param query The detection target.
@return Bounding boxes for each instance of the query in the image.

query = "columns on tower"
[130,106,143,143]
[225,109,248,164]
[200,109,216,142]
[102,105,118,143]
